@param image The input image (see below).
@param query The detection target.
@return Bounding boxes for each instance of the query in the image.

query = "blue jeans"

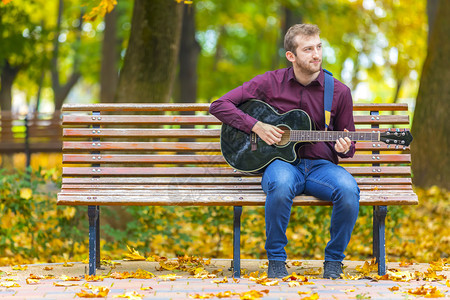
[261,158,360,262]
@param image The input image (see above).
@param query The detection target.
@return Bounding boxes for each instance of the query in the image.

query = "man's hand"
[252,121,284,145]
[335,128,352,154]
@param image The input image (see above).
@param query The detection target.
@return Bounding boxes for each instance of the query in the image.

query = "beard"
[295,58,322,75]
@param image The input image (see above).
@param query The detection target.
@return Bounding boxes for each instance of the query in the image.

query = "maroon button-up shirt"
[209,68,356,164]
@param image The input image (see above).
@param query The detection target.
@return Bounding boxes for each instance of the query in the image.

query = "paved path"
[0,259,448,299]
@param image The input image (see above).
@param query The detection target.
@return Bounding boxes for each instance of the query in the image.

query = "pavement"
[0,259,448,299]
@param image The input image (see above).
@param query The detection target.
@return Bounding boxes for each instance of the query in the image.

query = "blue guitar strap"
[323,69,334,131]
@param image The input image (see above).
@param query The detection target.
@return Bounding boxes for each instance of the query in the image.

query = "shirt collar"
[288,67,325,87]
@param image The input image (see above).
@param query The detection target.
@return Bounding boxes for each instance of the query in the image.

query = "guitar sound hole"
[275,125,290,146]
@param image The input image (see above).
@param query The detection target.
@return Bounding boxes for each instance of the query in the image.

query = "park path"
[0,259,448,299]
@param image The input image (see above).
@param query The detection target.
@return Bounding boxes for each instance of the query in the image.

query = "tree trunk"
[0,60,20,111]
[51,0,82,111]
[175,4,200,104]
[115,0,183,103]
[100,7,120,102]
[427,0,440,43]
[411,0,449,189]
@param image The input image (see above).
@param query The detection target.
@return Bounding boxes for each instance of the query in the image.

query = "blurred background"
[0,0,448,265]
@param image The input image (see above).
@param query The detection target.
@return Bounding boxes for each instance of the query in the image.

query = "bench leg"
[373,206,387,275]
[233,206,242,278]
[88,205,99,275]
[96,206,101,269]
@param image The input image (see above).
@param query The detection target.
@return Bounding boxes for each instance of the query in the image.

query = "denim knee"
[332,182,360,214]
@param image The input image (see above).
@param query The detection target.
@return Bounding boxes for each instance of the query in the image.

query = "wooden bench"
[57,102,418,277]
[0,111,62,166]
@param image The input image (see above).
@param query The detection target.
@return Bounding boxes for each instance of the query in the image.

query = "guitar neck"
[290,130,380,142]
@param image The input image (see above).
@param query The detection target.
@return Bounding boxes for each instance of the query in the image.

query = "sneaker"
[323,261,343,279]
[268,260,288,278]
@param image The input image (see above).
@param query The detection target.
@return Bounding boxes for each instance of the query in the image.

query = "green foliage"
[1,168,447,266]
[0,167,87,264]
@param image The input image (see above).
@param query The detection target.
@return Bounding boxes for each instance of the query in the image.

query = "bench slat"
[62,166,412,176]
[62,141,409,152]
[61,184,413,191]
[61,176,412,185]
[62,114,409,125]
[63,128,221,138]
[57,190,418,206]
[62,153,411,164]
[61,103,409,112]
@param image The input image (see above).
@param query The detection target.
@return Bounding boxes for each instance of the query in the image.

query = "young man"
[209,24,360,279]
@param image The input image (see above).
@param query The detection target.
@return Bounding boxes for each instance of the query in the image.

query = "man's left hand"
[334,129,352,154]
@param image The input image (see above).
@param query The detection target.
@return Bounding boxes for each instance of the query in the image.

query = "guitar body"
[221,99,313,174]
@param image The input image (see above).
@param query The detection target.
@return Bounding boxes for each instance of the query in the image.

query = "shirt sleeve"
[334,86,356,158]
[209,74,268,134]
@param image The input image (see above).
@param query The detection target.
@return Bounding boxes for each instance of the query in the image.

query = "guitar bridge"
[251,133,257,151]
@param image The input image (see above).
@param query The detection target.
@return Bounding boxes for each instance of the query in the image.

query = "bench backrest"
[59,103,414,206]
[0,111,62,153]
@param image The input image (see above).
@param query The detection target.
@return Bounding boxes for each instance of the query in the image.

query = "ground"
[0,259,448,299]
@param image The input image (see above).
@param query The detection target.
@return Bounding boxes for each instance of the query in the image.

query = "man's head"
[284,24,322,76]
[284,24,321,54]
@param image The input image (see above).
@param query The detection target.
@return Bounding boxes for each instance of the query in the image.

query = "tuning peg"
[395,145,399,149]
[403,146,407,150]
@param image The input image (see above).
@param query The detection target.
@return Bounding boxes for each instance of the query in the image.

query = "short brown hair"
[284,24,321,53]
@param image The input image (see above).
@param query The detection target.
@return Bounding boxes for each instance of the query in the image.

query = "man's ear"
[285,51,296,62]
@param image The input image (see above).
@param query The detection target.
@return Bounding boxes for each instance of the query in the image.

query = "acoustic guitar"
[220,99,413,174]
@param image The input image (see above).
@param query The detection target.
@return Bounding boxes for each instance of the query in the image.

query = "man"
[209,24,360,279]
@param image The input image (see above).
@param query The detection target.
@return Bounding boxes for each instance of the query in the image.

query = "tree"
[115,0,184,102]
[411,0,449,189]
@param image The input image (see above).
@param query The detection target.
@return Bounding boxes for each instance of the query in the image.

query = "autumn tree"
[411,0,449,189]
[115,0,183,102]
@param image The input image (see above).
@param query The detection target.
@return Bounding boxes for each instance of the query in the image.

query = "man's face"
[291,34,322,74]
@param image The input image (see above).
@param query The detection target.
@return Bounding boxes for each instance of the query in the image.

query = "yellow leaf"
[85,275,104,282]
[298,291,311,295]
[211,277,228,284]
[123,246,146,261]
[140,287,153,291]
[20,188,32,200]
[53,282,80,287]
[157,274,182,281]
[407,285,445,298]
[0,281,20,288]
[76,287,110,298]
[26,278,40,285]
[12,265,28,271]
[158,260,180,271]
[63,262,74,267]
[61,275,82,281]
[388,286,399,291]
[300,293,319,300]
[43,266,53,271]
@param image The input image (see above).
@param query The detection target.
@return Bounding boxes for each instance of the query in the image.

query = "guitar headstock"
[380,129,413,146]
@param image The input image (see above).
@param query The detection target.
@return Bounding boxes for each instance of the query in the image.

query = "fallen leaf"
[63,262,74,267]
[212,277,228,284]
[300,292,319,300]
[0,281,20,288]
[407,285,445,298]
[85,275,104,282]
[123,245,146,261]
[61,275,82,281]
[54,282,80,287]
[157,274,182,281]
[76,287,110,298]
[26,278,40,285]
[388,286,399,291]
[43,266,54,271]
[12,265,28,271]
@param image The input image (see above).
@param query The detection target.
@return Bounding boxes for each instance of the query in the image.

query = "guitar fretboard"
[289,130,379,142]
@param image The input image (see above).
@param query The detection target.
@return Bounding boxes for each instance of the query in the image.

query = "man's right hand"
[251,121,284,145]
